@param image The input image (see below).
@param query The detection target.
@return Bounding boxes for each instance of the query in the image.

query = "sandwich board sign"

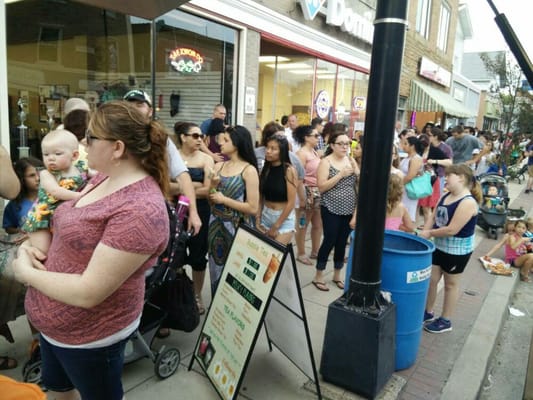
[189,224,321,399]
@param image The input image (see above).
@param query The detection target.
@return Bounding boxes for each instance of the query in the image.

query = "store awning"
[72,0,188,19]
[408,80,476,118]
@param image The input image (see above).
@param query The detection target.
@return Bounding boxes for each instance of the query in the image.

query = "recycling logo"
[299,0,326,21]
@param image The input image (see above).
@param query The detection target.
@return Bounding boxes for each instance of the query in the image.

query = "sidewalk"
[1,181,531,400]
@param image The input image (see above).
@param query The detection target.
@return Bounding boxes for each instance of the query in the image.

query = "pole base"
[320,298,396,399]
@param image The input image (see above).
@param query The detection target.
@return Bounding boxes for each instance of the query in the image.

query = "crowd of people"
[1,92,533,396]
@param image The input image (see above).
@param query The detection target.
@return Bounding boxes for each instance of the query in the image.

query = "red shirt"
[25,175,168,345]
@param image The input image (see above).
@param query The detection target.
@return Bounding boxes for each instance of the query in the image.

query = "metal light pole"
[320,1,408,397]
[486,0,533,87]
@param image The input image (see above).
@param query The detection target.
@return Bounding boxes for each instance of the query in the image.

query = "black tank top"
[262,164,288,202]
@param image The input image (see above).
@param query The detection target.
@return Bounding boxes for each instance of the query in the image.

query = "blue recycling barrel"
[344,230,435,370]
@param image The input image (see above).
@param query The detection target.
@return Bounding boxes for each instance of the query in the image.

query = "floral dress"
[208,165,253,293]
[23,160,88,232]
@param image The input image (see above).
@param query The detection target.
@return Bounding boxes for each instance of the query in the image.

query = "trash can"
[344,230,435,370]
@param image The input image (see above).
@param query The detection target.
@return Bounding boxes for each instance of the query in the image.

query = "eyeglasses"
[85,129,113,146]
[183,133,204,140]
[334,142,351,147]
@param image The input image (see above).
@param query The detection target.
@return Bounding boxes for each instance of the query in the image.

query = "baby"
[23,129,89,254]
[485,185,504,211]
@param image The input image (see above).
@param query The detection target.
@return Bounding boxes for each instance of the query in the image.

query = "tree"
[516,92,533,134]
[480,51,527,167]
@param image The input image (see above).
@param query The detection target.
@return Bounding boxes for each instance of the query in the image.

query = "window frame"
[415,0,432,40]
[437,1,451,52]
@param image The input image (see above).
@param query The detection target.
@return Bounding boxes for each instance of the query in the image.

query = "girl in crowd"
[208,126,259,293]
[2,157,43,235]
[400,136,425,224]
[428,127,453,193]
[385,174,415,232]
[22,129,89,254]
[420,164,482,333]
[257,135,297,244]
[175,121,214,315]
[352,135,364,170]
[485,220,533,282]
[313,132,359,291]
[419,133,451,226]
[13,100,170,400]
[294,125,322,265]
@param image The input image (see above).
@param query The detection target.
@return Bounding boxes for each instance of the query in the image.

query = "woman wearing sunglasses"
[175,121,214,315]
[312,132,359,292]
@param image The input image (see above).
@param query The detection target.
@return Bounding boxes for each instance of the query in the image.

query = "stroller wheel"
[488,227,498,240]
[23,360,43,386]
[155,347,180,379]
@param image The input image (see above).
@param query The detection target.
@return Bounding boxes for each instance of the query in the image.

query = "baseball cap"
[64,98,90,116]
[123,89,152,107]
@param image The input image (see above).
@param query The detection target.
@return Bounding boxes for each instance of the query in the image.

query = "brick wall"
[401,0,459,97]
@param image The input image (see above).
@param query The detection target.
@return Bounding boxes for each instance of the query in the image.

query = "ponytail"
[144,120,170,197]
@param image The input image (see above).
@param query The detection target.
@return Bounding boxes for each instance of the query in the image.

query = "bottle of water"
[298,210,306,229]
[175,195,190,232]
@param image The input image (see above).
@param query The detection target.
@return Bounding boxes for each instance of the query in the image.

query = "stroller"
[506,159,528,184]
[476,174,509,239]
[22,201,190,386]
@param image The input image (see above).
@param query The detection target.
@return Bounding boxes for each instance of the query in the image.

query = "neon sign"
[169,47,204,74]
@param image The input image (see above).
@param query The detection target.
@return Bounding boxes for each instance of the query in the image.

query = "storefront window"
[6,1,236,159]
[258,40,369,135]
[258,55,315,128]
[155,10,237,128]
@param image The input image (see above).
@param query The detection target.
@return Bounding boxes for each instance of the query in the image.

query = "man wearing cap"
[200,104,226,162]
[124,89,202,234]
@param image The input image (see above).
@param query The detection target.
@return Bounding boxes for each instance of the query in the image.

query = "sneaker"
[424,317,452,333]
[423,310,435,323]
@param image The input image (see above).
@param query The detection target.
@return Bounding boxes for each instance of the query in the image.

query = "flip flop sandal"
[312,281,330,291]
[332,280,345,290]
[297,255,313,265]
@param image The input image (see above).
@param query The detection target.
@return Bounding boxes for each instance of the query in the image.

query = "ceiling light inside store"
[259,56,290,63]
[290,69,331,75]
[265,62,312,70]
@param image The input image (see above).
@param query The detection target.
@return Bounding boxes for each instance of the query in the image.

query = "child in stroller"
[477,175,509,239]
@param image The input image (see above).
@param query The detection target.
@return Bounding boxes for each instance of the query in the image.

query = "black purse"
[153,267,200,333]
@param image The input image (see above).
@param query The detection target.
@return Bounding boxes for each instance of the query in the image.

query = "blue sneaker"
[423,310,434,323]
[424,317,452,333]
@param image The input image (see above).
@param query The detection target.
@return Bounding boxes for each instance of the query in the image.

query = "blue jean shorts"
[40,334,128,399]
[260,206,295,234]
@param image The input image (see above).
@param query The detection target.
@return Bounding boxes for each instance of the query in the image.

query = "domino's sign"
[299,0,374,44]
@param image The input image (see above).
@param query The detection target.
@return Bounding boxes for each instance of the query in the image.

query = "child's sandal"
[520,275,531,283]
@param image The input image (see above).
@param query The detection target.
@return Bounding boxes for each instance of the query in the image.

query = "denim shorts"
[260,206,295,234]
[40,334,128,399]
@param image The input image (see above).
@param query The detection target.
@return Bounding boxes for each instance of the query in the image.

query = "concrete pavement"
[1,179,531,399]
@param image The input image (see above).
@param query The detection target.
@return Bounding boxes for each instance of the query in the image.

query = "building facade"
[1,0,376,161]
[400,0,477,130]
